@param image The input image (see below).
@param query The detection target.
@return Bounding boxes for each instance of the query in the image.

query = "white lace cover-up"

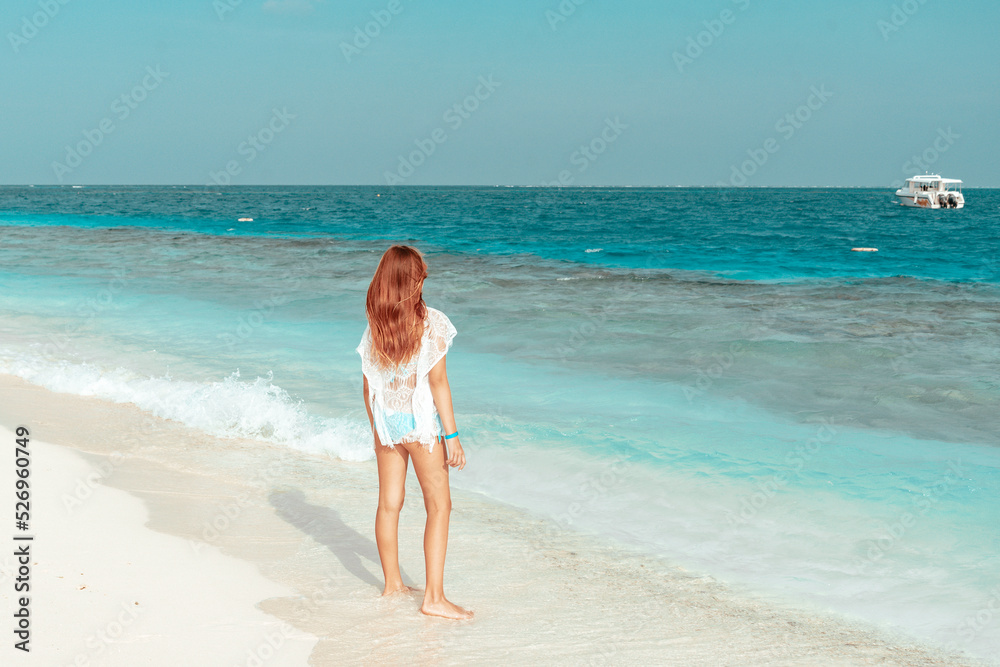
[357,307,456,452]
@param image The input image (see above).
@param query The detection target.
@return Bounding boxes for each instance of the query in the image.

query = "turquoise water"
[1,186,998,659]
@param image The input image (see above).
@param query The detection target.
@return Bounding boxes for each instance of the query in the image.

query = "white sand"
[0,374,987,666]
[0,425,316,666]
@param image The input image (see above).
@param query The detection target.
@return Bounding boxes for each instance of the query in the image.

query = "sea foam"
[0,350,373,462]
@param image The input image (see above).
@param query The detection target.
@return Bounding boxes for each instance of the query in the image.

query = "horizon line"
[1,183,988,189]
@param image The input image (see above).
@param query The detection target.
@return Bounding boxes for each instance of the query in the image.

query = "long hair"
[365,245,428,368]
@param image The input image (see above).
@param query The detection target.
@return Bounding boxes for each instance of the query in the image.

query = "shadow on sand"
[269,488,415,591]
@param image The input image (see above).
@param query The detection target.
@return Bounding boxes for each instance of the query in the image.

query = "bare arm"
[362,375,383,448]
[428,355,466,470]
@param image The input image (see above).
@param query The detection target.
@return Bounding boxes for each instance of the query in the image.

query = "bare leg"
[374,443,417,596]
[400,439,473,620]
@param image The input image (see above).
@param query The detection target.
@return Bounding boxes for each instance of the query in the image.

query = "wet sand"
[0,374,986,666]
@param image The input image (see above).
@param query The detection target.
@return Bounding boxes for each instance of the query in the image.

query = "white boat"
[894,174,964,209]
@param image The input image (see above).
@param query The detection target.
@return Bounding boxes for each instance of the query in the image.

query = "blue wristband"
[444,431,459,440]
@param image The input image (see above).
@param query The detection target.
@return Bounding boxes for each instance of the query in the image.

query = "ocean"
[1,185,998,659]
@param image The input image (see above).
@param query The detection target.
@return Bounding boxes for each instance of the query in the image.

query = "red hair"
[366,245,428,368]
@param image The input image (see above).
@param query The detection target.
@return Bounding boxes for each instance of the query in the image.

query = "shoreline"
[0,373,987,666]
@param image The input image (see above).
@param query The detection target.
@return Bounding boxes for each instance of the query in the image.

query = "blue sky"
[2,0,996,186]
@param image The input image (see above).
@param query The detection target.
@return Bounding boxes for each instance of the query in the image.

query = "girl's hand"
[446,437,466,470]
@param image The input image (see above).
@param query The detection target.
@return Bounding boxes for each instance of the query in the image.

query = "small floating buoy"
[238,217,253,222]
[851,247,878,252]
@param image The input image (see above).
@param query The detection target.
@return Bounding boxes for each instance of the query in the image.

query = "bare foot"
[382,584,420,596]
[420,598,474,620]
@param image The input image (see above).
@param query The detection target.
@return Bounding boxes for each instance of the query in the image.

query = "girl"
[357,245,473,620]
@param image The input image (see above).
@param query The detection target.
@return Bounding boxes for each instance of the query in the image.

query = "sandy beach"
[0,381,318,665]
[0,373,987,666]
[4,0,999,662]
